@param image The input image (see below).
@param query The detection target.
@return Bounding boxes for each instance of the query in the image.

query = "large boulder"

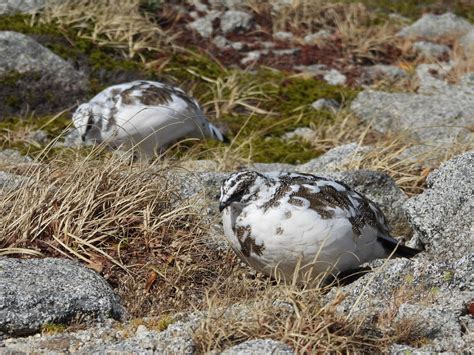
[326,254,473,352]
[0,257,125,336]
[0,31,87,118]
[403,151,473,261]
[398,13,473,40]
[350,78,474,145]
[0,31,86,90]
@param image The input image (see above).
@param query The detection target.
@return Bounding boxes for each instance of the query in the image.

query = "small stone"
[273,31,293,41]
[27,129,49,145]
[415,62,452,94]
[413,41,450,58]
[323,69,346,85]
[311,98,340,112]
[212,35,229,49]
[0,171,26,191]
[303,30,331,45]
[187,11,221,38]
[282,127,315,141]
[241,50,265,65]
[272,48,300,56]
[221,339,295,354]
[230,41,244,50]
[220,10,254,34]
[363,64,408,82]
[294,64,327,75]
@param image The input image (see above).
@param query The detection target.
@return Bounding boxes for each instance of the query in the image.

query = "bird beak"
[219,201,229,212]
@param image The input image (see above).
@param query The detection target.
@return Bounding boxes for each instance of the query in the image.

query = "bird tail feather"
[208,123,229,143]
[378,235,421,258]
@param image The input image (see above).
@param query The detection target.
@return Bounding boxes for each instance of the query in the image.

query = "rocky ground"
[0,0,473,353]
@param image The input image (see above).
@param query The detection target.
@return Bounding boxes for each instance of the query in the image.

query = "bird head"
[219,171,268,212]
[72,103,102,143]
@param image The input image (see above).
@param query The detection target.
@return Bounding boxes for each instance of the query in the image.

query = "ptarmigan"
[219,171,420,283]
[72,80,227,159]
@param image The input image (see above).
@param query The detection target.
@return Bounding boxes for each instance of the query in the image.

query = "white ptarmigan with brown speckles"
[219,171,420,282]
[72,80,227,159]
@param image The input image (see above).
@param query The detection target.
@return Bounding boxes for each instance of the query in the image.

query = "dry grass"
[194,283,381,353]
[333,4,400,63]
[298,111,473,195]
[0,148,240,316]
[34,0,176,60]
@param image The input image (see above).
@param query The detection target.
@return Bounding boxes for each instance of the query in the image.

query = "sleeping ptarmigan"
[72,80,227,159]
[219,171,420,283]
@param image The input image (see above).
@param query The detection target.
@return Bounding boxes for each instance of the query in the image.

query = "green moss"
[404,274,415,284]
[41,322,66,334]
[442,270,454,282]
[150,315,174,332]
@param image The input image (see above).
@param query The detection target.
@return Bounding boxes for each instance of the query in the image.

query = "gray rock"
[403,151,474,261]
[273,31,293,41]
[231,41,244,50]
[188,11,221,38]
[82,317,198,354]
[221,339,294,354]
[0,149,32,165]
[241,50,264,65]
[213,35,230,49]
[323,69,346,86]
[27,129,49,145]
[2,314,203,353]
[0,0,44,14]
[311,98,340,112]
[363,64,408,83]
[0,257,125,335]
[415,62,452,94]
[303,30,331,45]
[0,171,26,191]
[398,12,473,39]
[0,31,87,91]
[191,0,208,12]
[220,10,254,34]
[412,41,450,58]
[61,128,82,147]
[393,303,466,351]
[459,28,474,56]
[350,80,474,144]
[282,127,315,141]
[326,253,473,352]
[297,143,373,173]
[294,64,328,75]
[272,48,300,56]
